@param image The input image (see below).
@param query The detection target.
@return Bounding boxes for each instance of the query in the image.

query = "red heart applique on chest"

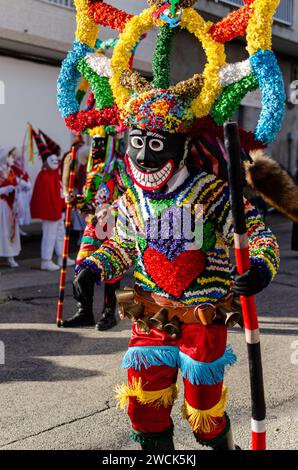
[143,248,206,298]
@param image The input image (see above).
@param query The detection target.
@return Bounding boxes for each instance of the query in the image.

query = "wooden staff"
[224,121,266,450]
[56,146,77,327]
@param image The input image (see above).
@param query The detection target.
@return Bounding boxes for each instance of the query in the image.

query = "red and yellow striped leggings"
[116,323,236,443]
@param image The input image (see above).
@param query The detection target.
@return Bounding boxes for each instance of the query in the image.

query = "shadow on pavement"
[0,327,130,383]
[0,357,101,384]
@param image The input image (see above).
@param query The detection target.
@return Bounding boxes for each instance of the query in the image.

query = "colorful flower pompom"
[122,89,195,134]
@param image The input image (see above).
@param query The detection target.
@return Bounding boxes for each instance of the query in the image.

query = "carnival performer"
[62,131,131,330]
[11,148,32,230]
[73,116,279,449]
[0,147,21,268]
[30,127,75,271]
[62,136,89,242]
[57,0,285,450]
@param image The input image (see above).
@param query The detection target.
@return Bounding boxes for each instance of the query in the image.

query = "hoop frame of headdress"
[107,0,285,145]
[57,0,135,136]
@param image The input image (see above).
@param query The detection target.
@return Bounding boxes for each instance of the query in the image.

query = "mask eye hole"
[149,139,164,152]
[131,136,144,149]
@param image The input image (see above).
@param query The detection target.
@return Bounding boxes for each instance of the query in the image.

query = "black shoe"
[132,423,175,450]
[212,430,238,450]
[141,437,175,450]
[95,307,117,331]
[61,302,95,328]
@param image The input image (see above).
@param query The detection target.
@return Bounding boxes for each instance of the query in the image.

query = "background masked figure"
[30,128,75,271]
[0,147,21,267]
[11,149,32,231]
[61,136,89,242]
[62,132,131,330]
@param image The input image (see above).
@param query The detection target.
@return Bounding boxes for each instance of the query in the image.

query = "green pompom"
[212,73,259,126]
[201,221,216,252]
[77,58,114,110]
[137,236,148,253]
[152,25,177,89]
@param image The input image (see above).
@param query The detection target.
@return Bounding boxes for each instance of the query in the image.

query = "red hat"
[31,127,51,162]
[39,129,61,156]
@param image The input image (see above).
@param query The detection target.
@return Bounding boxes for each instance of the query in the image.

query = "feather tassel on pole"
[27,123,35,164]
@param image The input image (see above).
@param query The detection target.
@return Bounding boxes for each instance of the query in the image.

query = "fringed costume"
[76,168,279,447]
[57,0,291,450]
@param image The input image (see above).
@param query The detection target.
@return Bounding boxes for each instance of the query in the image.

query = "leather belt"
[116,286,243,338]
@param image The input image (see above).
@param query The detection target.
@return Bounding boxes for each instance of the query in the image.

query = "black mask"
[126,128,188,190]
[92,137,107,163]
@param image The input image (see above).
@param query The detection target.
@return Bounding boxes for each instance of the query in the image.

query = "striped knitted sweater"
[77,171,279,304]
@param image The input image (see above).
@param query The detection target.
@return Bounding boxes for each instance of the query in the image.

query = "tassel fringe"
[115,378,178,409]
[179,345,237,385]
[122,346,179,370]
[196,413,231,448]
[182,386,228,434]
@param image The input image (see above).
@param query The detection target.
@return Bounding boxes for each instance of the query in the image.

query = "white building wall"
[0,55,72,183]
[0,0,75,55]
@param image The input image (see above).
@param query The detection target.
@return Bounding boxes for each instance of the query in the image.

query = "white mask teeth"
[129,158,173,189]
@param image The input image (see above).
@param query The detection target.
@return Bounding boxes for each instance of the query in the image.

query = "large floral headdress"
[109,0,285,144]
[58,1,285,146]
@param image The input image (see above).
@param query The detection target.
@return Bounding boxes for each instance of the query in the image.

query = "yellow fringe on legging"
[182,386,228,434]
[115,378,178,410]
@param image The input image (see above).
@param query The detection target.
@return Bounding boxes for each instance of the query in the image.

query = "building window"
[216,0,294,26]
[39,0,75,9]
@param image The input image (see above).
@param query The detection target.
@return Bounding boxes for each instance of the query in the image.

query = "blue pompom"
[57,40,93,118]
[250,50,286,145]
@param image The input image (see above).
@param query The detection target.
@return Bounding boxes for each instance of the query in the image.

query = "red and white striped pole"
[56,146,77,328]
[224,121,266,450]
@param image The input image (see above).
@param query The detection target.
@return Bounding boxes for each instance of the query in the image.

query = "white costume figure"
[10,149,32,229]
[30,127,75,271]
[0,147,21,267]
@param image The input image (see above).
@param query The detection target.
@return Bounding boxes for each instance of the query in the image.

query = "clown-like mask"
[45,154,59,171]
[126,128,188,191]
[95,182,110,206]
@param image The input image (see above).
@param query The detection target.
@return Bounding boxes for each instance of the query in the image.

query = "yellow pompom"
[88,126,106,137]
[110,7,155,109]
[74,0,99,47]
[181,8,225,118]
[246,0,280,55]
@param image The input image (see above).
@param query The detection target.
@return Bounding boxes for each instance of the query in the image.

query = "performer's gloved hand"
[73,268,96,302]
[232,264,268,297]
